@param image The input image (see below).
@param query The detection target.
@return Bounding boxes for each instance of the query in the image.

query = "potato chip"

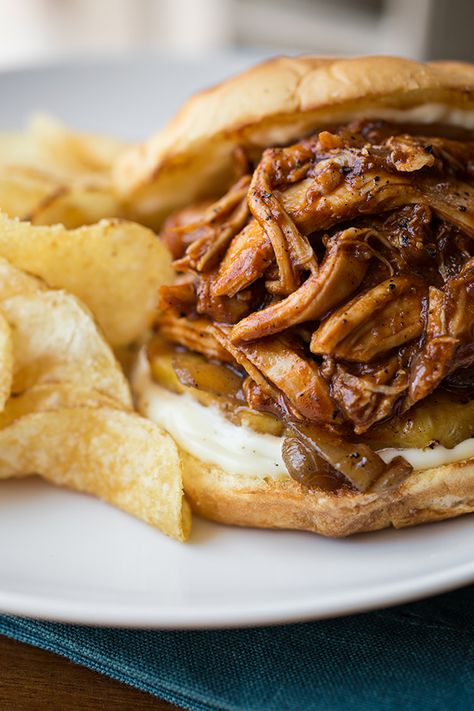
[0,163,120,228]
[0,312,12,412]
[1,290,132,406]
[0,257,41,413]
[0,407,190,541]
[29,183,121,229]
[0,214,173,347]
[0,256,45,299]
[0,115,125,225]
[0,132,44,171]
[0,114,127,182]
[0,383,127,428]
[28,113,127,178]
[0,166,57,220]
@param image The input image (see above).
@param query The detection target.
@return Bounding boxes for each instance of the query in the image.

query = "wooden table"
[0,635,182,710]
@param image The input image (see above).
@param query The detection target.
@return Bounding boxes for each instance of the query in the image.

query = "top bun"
[113,55,474,227]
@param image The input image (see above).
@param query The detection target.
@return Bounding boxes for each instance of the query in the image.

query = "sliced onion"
[287,422,412,493]
[282,437,344,491]
[172,352,244,398]
[369,456,413,493]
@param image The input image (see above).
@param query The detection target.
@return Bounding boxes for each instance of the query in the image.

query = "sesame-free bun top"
[113,55,474,227]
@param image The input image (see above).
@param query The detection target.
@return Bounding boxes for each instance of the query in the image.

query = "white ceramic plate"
[0,54,473,629]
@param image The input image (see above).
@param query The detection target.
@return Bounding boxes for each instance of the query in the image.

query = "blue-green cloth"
[0,585,472,711]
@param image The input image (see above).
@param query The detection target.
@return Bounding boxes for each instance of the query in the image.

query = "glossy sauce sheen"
[133,354,474,479]
[160,118,474,445]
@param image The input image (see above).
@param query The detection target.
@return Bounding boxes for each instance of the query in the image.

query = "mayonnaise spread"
[133,352,474,479]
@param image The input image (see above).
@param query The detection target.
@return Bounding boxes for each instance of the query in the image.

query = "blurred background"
[0,0,473,70]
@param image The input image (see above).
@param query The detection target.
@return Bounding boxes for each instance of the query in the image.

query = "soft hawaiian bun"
[113,55,474,227]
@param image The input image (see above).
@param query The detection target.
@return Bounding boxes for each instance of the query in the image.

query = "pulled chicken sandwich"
[118,56,474,536]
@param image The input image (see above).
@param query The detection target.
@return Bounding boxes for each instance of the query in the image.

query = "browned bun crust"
[113,55,474,227]
[180,449,474,536]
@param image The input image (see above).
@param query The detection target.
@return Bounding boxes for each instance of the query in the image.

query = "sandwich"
[116,56,474,536]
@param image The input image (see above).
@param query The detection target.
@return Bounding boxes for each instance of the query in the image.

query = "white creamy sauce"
[379,440,474,470]
[132,352,287,479]
[255,104,474,146]
[338,104,474,130]
[133,353,474,480]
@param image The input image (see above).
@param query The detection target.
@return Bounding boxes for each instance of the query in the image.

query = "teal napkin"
[0,585,472,711]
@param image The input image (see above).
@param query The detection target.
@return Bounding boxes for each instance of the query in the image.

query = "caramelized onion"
[287,423,412,493]
[172,352,244,399]
[369,456,413,493]
[282,436,344,491]
[289,423,386,492]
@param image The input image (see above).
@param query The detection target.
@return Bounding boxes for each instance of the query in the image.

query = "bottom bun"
[180,449,474,536]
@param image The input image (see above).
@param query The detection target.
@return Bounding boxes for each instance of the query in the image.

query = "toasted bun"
[180,449,474,536]
[114,55,474,226]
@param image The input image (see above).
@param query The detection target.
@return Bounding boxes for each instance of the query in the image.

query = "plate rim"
[0,55,473,629]
[1,558,474,628]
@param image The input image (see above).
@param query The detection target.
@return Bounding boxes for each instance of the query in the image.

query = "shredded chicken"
[230,228,373,343]
[156,119,474,439]
[324,356,409,434]
[214,325,340,425]
[160,200,214,258]
[310,276,426,362]
[159,313,234,363]
[213,171,420,298]
[406,258,474,407]
[173,175,251,272]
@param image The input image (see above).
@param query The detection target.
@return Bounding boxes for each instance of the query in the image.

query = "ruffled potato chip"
[0,257,36,411]
[0,383,126,428]
[0,165,121,229]
[0,408,190,541]
[1,289,132,406]
[0,132,44,172]
[0,214,173,347]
